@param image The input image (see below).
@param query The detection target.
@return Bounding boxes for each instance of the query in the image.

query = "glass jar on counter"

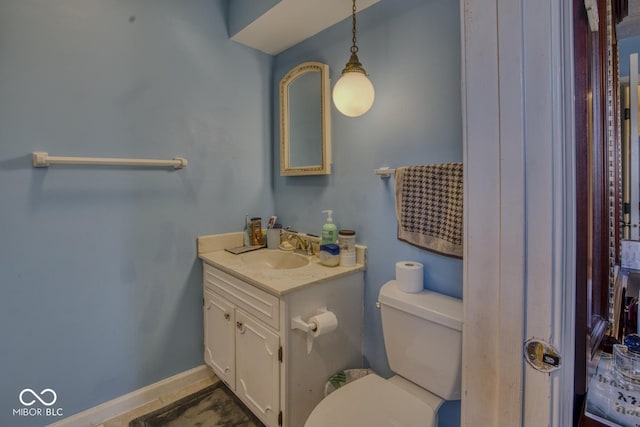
[338,229,356,266]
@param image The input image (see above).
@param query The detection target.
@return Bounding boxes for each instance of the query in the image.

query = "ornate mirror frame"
[279,62,331,176]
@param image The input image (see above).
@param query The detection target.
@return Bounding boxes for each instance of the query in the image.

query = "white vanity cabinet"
[202,260,364,427]
[203,289,236,386]
[203,265,281,427]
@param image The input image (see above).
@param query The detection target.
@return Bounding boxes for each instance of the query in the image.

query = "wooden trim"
[574,0,613,398]
[574,0,627,420]
[573,0,590,397]
[592,0,610,326]
[612,33,622,266]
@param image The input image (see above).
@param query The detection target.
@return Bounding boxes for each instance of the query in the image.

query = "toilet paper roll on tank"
[395,261,424,293]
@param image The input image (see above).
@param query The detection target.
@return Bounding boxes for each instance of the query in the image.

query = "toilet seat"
[304,374,436,427]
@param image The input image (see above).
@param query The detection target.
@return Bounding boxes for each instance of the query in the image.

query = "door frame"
[461,0,576,425]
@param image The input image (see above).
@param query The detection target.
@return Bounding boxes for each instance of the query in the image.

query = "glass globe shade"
[332,71,375,117]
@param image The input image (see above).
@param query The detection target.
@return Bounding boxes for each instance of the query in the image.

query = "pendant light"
[332,0,375,117]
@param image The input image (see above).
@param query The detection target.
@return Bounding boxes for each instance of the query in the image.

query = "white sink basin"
[240,250,310,270]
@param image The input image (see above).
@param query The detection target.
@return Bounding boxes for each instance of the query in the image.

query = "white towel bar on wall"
[374,167,395,178]
[31,152,187,169]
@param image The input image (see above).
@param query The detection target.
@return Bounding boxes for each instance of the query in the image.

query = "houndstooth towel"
[395,163,463,258]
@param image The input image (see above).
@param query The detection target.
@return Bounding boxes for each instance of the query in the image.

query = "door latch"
[524,338,561,373]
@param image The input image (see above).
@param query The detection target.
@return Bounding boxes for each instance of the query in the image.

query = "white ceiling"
[231,0,380,55]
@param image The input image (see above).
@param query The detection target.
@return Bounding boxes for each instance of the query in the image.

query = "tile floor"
[94,376,218,427]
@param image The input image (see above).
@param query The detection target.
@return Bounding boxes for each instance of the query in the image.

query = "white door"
[461,0,575,426]
[235,309,280,427]
[204,289,236,389]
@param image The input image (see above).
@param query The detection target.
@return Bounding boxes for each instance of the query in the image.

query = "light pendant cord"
[342,0,366,75]
[351,0,358,55]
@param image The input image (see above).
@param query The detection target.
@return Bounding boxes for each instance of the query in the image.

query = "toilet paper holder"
[290,307,328,333]
[291,307,334,354]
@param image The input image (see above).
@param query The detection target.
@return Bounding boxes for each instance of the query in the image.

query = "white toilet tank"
[378,280,463,400]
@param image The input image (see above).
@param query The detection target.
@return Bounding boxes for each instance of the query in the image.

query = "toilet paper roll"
[309,311,338,338]
[396,261,424,293]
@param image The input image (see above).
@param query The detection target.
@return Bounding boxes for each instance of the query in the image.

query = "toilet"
[304,280,463,427]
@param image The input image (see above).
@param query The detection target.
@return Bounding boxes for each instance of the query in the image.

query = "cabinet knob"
[224,313,230,321]
[236,321,245,333]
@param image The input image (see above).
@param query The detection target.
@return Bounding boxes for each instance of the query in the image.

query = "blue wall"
[0,0,273,425]
[620,35,640,77]
[273,0,462,426]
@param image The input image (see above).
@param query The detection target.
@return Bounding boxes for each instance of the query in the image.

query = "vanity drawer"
[204,263,280,330]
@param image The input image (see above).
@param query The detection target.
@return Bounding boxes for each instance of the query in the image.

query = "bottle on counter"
[338,229,356,266]
[267,224,282,249]
[243,215,251,246]
[250,217,262,246]
[321,210,338,244]
[319,244,340,267]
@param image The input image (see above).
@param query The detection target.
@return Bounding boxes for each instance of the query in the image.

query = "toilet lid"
[304,374,436,427]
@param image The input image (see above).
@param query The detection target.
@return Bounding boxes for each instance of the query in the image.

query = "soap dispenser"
[321,210,338,244]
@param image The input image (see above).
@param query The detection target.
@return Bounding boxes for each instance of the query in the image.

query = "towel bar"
[374,167,395,178]
[32,152,187,169]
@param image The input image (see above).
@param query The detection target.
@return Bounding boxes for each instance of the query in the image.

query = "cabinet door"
[204,289,235,389]
[235,310,280,427]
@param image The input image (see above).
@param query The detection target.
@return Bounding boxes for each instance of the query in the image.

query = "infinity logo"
[18,389,57,407]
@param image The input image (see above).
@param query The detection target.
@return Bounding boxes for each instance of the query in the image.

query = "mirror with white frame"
[279,62,331,176]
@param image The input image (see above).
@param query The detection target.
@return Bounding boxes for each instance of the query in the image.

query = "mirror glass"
[280,62,331,176]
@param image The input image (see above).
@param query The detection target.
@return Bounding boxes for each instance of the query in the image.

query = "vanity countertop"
[197,232,366,296]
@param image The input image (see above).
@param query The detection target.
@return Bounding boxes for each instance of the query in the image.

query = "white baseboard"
[47,365,215,427]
